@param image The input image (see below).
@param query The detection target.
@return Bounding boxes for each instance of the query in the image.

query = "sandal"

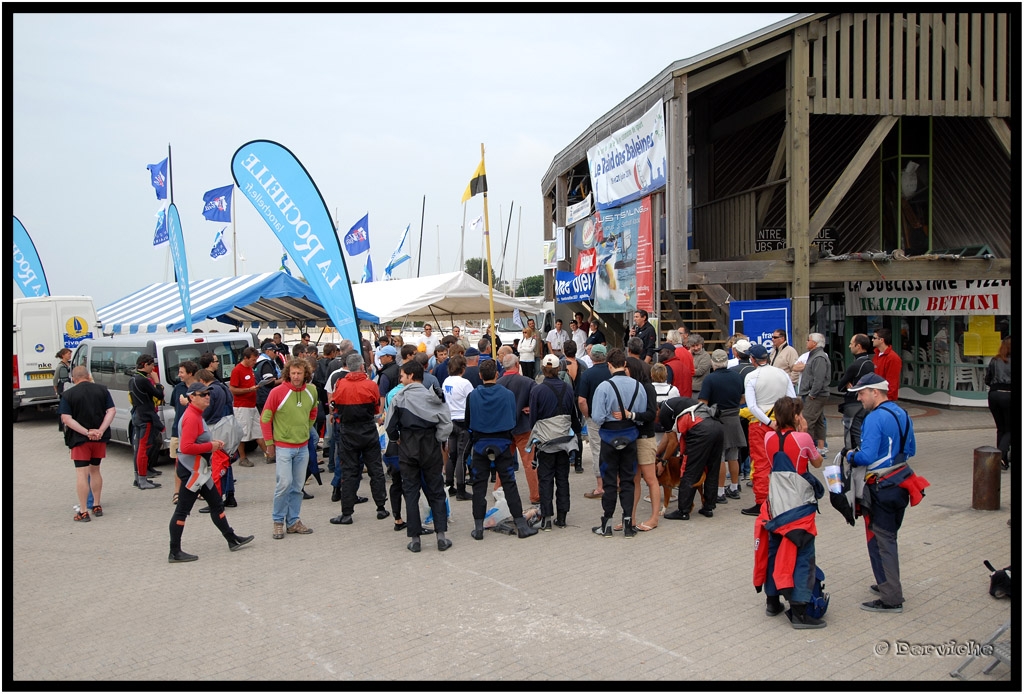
[92,505,103,517]
[583,490,603,499]
[171,493,179,505]
[74,510,90,522]
[636,522,657,531]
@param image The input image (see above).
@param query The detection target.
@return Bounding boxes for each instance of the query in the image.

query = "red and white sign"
[575,247,598,275]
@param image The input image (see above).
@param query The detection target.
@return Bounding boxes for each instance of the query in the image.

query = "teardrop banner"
[231,140,361,352]
[13,216,50,297]
[165,203,193,333]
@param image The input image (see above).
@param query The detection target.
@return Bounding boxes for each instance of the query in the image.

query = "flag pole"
[166,143,174,282]
[513,205,522,296]
[416,194,426,278]
[232,185,238,277]
[458,203,467,272]
[480,143,496,346]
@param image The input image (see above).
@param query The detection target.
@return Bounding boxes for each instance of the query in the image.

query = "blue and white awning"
[97,272,378,334]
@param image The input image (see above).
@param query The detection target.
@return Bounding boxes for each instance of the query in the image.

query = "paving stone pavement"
[11,400,1014,683]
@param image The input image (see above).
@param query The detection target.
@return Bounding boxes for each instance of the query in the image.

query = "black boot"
[223,493,237,508]
[471,519,485,541]
[788,602,826,629]
[514,516,538,538]
[168,549,198,563]
[331,485,341,503]
[592,517,613,537]
[554,512,567,527]
[765,595,784,617]
[622,516,637,538]
[539,517,553,532]
[455,484,472,501]
[227,534,255,552]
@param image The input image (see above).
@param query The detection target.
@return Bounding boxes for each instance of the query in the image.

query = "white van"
[13,296,99,421]
[70,331,259,451]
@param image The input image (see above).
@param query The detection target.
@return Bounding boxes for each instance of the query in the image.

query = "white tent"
[352,271,536,324]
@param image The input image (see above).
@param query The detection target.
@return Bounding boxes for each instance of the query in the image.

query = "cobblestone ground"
[12,402,1013,683]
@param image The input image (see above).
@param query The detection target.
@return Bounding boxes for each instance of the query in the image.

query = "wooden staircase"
[658,288,728,349]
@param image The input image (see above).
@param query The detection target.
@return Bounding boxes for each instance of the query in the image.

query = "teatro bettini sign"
[845,279,1011,316]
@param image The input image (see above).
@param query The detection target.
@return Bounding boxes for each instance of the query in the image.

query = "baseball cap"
[261,340,277,352]
[657,343,676,353]
[748,344,769,361]
[732,339,751,355]
[377,345,397,358]
[186,381,211,395]
[711,349,729,365]
[541,354,560,368]
[590,344,607,356]
[465,347,480,357]
[848,373,890,392]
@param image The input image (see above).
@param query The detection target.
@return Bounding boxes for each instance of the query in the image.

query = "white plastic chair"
[915,347,932,388]
[901,350,914,385]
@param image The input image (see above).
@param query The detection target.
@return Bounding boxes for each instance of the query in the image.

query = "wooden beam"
[987,118,1011,157]
[686,35,793,93]
[689,258,1013,284]
[788,25,811,347]
[757,132,788,228]
[808,115,897,238]
[665,75,689,291]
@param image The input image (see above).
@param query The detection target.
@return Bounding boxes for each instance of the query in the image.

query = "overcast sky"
[13,11,794,308]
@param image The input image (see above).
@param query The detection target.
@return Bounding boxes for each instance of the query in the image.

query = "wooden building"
[541,12,1014,406]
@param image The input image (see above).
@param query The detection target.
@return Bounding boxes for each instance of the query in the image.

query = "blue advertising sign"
[13,216,50,297]
[165,203,193,334]
[729,299,792,355]
[555,270,595,303]
[231,140,361,352]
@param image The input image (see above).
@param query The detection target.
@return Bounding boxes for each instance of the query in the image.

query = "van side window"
[90,347,147,391]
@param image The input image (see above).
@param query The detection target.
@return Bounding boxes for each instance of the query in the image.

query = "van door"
[13,300,59,413]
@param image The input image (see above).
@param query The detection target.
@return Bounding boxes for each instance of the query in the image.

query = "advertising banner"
[572,214,600,251]
[845,279,1011,316]
[635,195,653,313]
[13,216,50,297]
[555,270,596,304]
[593,199,647,314]
[231,140,361,351]
[165,203,193,334]
[566,194,592,226]
[729,299,792,354]
[587,99,667,211]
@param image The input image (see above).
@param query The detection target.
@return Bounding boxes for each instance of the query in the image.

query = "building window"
[881,117,931,255]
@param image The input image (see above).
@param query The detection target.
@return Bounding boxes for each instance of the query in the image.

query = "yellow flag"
[461,159,487,204]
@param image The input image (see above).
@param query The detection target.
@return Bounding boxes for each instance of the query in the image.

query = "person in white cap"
[847,372,929,615]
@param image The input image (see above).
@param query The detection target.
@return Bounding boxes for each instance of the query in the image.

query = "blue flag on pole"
[202,185,233,222]
[13,216,50,297]
[153,207,169,246]
[147,158,168,200]
[165,204,193,333]
[384,224,411,279]
[344,213,370,256]
[232,140,361,352]
[361,254,373,283]
[210,227,229,260]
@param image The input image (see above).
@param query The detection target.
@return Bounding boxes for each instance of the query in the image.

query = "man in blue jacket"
[847,373,928,614]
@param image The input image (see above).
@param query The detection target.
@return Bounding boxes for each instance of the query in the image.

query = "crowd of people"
[55,318,954,626]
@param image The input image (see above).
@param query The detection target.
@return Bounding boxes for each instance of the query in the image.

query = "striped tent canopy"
[97,272,378,334]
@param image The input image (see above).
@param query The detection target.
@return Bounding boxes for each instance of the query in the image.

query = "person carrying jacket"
[528,354,582,531]
[168,381,253,563]
[847,373,929,614]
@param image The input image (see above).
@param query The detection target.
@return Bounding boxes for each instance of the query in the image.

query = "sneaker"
[168,550,198,563]
[287,520,313,534]
[860,599,902,613]
[540,518,553,532]
[725,487,741,500]
[745,480,753,487]
[740,504,761,516]
[273,522,285,539]
[716,494,728,504]
[869,584,880,595]
[697,507,714,518]
[237,458,254,467]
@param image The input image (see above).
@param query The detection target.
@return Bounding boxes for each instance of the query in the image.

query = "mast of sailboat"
[513,205,522,295]
[415,194,426,278]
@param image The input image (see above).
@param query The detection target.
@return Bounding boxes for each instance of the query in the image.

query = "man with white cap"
[847,372,929,614]
[740,343,795,516]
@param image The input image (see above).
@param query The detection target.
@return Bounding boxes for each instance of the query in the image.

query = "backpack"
[984,560,1012,599]
[806,567,830,618]
[598,379,640,450]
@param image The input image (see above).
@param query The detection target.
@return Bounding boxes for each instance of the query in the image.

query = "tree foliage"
[464,257,497,283]
[517,274,544,297]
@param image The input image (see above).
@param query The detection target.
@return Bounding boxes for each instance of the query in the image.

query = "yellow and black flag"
[461,159,487,204]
